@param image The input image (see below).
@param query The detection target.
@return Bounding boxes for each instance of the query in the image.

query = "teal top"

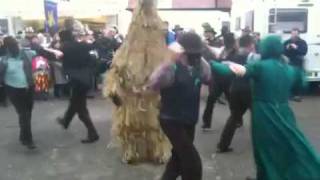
[4,55,28,88]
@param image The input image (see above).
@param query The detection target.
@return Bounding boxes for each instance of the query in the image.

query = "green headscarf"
[259,35,284,60]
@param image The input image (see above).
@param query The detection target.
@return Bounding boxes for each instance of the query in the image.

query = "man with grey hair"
[284,28,308,102]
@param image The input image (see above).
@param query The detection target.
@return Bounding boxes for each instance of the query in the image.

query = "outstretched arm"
[209,60,259,78]
[147,62,176,91]
[200,58,212,85]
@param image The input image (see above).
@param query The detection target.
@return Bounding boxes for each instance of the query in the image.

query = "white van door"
[304,6,320,82]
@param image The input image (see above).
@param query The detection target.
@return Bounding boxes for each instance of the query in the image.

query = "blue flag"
[44,0,58,33]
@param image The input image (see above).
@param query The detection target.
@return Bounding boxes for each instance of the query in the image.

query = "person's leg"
[160,122,182,180]
[63,83,71,97]
[76,85,99,143]
[202,84,222,129]
[0,87,7,107]
[182,124,202,180]
[291,64,303,102]
[86,76,96,99]
[161,149,181,180]
[217,92,248,152]
[57,82,77,129]
[23,88,35,148]
[54,84,61,98]
[160,121,202,180]
[6,86,35,149]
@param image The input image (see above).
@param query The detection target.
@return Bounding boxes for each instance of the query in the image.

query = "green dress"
[211,59,320,180]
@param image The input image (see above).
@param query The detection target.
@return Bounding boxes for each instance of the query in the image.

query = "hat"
[204,27,216,35]
[242,26,251,33]
[177,32,204,54]
[260,35,283,59]
[173,25,184,32]
[202,23,216,35]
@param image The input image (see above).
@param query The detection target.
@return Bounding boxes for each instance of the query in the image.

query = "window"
[268,8,308,33]
[0,19,9,34]
[235,17,241,31]
[245,11,254,31]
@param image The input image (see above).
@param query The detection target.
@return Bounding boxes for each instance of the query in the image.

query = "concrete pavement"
[0,96,319,180]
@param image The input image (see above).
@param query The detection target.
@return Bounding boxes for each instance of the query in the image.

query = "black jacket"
[284,37,308,68]
[0,46,6,57]
[61,41,95,87]
[94,37,114,61]
[230,49,251,93]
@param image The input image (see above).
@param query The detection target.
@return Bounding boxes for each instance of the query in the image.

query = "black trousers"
[6,86,34,143]
[217,88,251,150]
[202,75,231,127]
[62,81,98,137]
[54,84,69,98]
[290,64,304,97]
[0,86,7,105]
[160,121,202,180]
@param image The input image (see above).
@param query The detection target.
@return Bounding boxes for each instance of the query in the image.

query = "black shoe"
[291,96,302,102]
[217,98,226,105]
[202,124,213,132]
[0,101,7,107]
[81,135,99,144]
[216,147,233,153]
[202,124,211,129]
[21,141,37,150]
[237,122,243,128]
[56,117,68,130]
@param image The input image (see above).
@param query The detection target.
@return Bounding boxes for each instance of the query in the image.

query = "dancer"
[104,0,171,163]
[202,33,237,130]
[211,35,320,180]
[56,27,99,144]
[217,35,256,153]
[147,32,211,180]
[0,36,36,149]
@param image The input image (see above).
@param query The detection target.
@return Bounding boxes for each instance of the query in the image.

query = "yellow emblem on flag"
[47,11,55,27]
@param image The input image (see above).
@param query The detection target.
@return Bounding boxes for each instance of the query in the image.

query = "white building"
[0,0,127,35]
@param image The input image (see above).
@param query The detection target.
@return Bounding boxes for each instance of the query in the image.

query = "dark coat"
[61,41,95,88]
[283,37,308,68]
[229,49,251,93]
[0,46,6,57]
[94,37,114,61]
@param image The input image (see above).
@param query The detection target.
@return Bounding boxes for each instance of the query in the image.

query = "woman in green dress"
[211,35,320,180]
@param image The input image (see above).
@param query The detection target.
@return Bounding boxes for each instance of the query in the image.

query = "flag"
[44,0,58,33]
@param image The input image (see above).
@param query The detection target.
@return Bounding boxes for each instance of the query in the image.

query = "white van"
[231,0,320,83]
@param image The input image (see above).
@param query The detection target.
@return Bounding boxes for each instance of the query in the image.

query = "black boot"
[21,141,37,150]
[81,134,99,144]
[56,117,68,130]
[79,113,99,144]
[81,126,99,144]
[216,147,233,153]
